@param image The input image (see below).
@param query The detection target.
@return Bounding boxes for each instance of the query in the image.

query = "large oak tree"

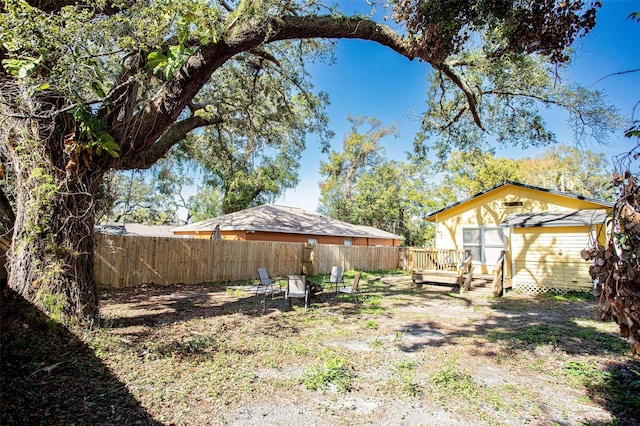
[1,0,606,323]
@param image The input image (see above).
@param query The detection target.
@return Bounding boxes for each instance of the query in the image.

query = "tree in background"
[320,117,442,246]
[318,116,394,222]
[520,144,615,201]
[350,162,405,234]
[432,144,615,204]
[100,171,180,225]
[0,0,608,322]
[351,160,436,247]
[187,186,223,223]
[100,157,202,225]
[434,149,524,203]
[179,39,333,214]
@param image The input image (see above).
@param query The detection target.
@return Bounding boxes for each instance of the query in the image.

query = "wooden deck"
[411,270,463,285]
[412,272,495,295]
[411,253,474,293]
[411,251,508,297]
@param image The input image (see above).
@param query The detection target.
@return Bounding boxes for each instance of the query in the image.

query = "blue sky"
[277,0,640,211]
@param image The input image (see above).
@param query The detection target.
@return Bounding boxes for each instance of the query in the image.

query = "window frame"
[462,227,505,265]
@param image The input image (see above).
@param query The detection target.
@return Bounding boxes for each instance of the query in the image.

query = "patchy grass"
[2,274,639,425]
[540,290,596,302]
[300,348,352,392]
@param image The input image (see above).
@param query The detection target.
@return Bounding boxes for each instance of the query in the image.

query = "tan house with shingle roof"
[172,204,404,247]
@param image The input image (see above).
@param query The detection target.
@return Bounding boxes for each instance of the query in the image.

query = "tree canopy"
[433,144,615,204]
[0,0,611,322]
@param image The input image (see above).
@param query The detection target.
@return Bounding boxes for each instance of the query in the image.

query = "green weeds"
[487,324,559,347]
[394,360,421,397]
[564,360,604,388]
[357,294,384,315]
[431,356,476,399]
[362,319,378,329]
[369,338,384,350]
[540,291,595,302]
[300,349,352,392]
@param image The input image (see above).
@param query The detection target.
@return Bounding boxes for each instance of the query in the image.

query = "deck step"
[467,278,495,295]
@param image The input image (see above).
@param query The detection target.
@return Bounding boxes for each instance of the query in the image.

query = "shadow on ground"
[368,277,640,424]
[45,275,640,425]
[0,290,162,425]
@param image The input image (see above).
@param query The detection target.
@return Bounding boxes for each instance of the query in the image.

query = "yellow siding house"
[425,182,612,293]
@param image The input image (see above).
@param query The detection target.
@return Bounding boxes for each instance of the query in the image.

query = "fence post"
[399,247,408,271]
[302,243,315,275]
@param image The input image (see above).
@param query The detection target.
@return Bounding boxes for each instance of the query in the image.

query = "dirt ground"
[2,272,640,425]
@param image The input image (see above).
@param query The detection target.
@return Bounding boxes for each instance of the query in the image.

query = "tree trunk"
[1,79,104,324]
[7,164,102,324]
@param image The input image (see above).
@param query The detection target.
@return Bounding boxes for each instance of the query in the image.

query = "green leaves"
[1,55,42,78]
[71,106,120,158]
[93,131,120,158]
[148,44,196,79]
[625,122,640,139]
[147,51,168,70]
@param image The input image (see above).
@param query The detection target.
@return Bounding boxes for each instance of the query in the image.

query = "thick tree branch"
[126,15,422,161]
[119,114,223,170]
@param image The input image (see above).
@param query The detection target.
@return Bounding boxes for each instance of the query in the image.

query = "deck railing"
[492,251,506,297]
[408,249,470,272]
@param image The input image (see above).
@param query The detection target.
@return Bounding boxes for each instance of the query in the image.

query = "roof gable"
[173,204,405,240]
[425,181,612,222]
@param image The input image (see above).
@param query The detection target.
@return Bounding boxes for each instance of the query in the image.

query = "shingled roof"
[425,181,612,221]
[95,223,176,238]
[172,204,404,241]
[500,209,609,228]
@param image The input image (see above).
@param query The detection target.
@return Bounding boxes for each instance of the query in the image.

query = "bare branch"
[591,68,640,87]
[218,0,234,13]
[436,62,483,130]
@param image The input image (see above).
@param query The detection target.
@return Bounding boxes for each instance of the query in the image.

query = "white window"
[463,227,504,265]
[344,239,352,246]
[308,238,318,245]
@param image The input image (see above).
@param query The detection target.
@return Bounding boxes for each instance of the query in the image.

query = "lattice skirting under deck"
[513,281,592,295]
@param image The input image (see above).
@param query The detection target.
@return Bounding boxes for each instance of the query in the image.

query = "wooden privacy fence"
[95,235,304,288]
[94,234,404,288]
[313,244,404,275]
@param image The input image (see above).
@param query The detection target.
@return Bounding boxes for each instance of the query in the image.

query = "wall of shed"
[172,230,400,247]
[510,225,599,293]
[430,184,608,276]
